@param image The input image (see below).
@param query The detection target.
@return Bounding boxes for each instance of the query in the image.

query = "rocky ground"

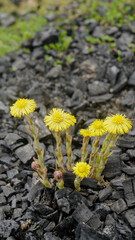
[0,0,135,239]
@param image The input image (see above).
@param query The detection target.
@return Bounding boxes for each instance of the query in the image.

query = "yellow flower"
[10,98,36,117]
[104,114,132,134]
[80,129,93,137]
[44,108,76,132]
[89,119,107,136]
[73,162,91,178]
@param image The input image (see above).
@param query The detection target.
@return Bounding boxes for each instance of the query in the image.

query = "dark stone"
[54,216,76,237]
[88,93,113,103]
[112,190,124,200]
[55,188,73,200]
[44,232,61,240]
[127,149,135,158]
[105,214,115,225]
[128,71,135,86]
[88,81,110,96]
[117,135,135,149]
[107,65,120,85]
[81,58,98,73]
[1,15,16,27]
[44,221,55,231]
[110,73,128,93]
[1,186,15,197]
[0,220,19,238]
[46,66,62,79]
[103,154,121,179]
[0,101,9,114]
[81,178,98,190]
[0,155,13,166]
[124,209,135,228]
[123,178,135,207]
[120,153,130,162]
[57,197,70,214]
[68,191,84,210]
[0,195,6,206]
[87,213,101,230]
[72,203,93,223]
[0,208,5,220]
[95,203,110,221]
[46,12,55,21]
[118,32,134,45]
[75,222,109,240]
[15,144,35,164]
[122,167,135,176]
[0,164,7,174]
[111,199,127,214]
[116,221,132,240]
[28,181,45,202]
[7,169,19,180]
[32,47,44,59]
[66,89,83,108]
[110,175,125,190]
[92,26,105,38]
[102,224,118,239]
[12,58,25,70]
[32,28,58,47]
[99,186,112,202]
[12,208,22,219]
[4,133,25,151]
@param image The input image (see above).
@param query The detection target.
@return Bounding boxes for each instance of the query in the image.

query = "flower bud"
[54,170,63,180]
[31,161,41,171]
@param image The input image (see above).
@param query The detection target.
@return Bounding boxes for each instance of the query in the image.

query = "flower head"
[104,114,132,134]
[80,129,93,137]
[89,119,107,136]
[73,162,91,178]
[44,108,76,132]
[10,98,36,117]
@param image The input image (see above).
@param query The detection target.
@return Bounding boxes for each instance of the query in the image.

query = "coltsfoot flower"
[104,114,132,134]
[73,162,91,178]
[10,98,36,117]
[44,108,76,132]
[80,129,93,137]
[89,119,107,136]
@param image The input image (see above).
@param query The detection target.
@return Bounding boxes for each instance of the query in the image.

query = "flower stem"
[53,131,65,172]
[74,175,82,191]
[81,136,90,162]
[95,133,119,182]
[89,136,101,176]
[66,127,73,171]
[26,115,52,188]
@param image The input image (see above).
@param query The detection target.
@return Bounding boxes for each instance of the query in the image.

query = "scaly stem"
[26,115,52,188]
[53,131,65,172]
[74,175,82,192]
[66,127,73,171]
[95,133,119,182]
[81,136,90,162]
[89,136,101,176]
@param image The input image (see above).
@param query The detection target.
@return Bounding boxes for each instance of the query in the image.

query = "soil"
[0,1,135,239]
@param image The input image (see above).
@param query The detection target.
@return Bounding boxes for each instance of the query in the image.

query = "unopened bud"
[54,170,63,180]
[31,161,41,171]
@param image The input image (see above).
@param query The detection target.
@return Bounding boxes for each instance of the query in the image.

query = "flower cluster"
[10,98,132,191]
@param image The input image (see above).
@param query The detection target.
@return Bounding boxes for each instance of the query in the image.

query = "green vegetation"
[117,50,123,62]
[0,0,135,57]
[0,15,46,57]
[44,31,73,52]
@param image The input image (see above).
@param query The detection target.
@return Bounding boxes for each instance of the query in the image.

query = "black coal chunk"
[0,220,19,238]
[75,222,109,240]
[72,203,93,223]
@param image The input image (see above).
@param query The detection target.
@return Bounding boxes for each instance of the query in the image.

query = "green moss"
[44,31,73,52]
[0,16,46,57]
